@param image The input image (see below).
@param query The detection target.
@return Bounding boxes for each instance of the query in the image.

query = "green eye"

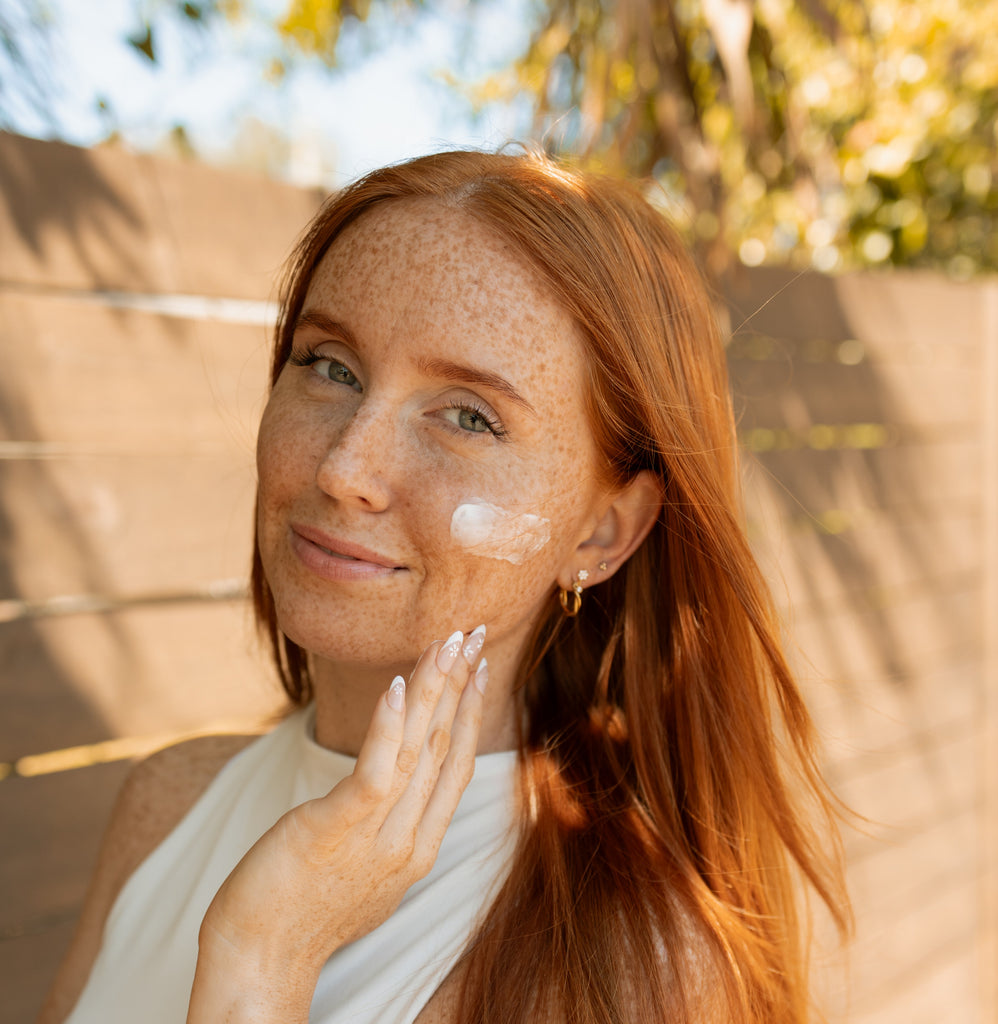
[457,408,491,433]
[440,403,507,439]
[317,359,362,391]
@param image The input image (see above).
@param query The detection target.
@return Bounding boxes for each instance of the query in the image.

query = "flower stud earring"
[559,571,587,616]
[598,561,608,572]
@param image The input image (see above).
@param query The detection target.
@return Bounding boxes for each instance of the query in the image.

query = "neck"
[310,649,521,757]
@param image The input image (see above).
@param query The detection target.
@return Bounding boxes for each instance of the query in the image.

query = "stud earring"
[559,571,587,616]
[598,561,608,572]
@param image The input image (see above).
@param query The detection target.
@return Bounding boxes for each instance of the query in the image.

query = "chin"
[272,601,419,670]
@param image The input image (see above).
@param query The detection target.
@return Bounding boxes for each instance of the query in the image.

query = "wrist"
[187,930,322,1024]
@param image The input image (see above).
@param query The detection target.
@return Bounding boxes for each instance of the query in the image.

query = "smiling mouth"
[321,547,402,568]
[295,528,405,570]
[319,546,359,560]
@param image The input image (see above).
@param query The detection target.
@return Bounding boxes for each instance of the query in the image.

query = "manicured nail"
[387,675,406,711]
[474,657,489,695]
[462,624,486,663]
[437,630,464,673]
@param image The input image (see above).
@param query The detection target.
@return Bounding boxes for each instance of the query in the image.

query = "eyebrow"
[417,356,537,415]
[293,310,357,345]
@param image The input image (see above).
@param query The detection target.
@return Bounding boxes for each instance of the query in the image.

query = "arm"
[35,733,256,1024]
[186,632,488,1024]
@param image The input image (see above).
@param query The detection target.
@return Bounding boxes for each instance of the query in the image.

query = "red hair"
[250,150,849,1022]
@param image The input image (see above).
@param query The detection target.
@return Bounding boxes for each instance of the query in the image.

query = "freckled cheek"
[256,397,342,497]
[432,545,565,640]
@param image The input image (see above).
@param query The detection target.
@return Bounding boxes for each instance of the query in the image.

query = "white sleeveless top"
[67,705,520,1023]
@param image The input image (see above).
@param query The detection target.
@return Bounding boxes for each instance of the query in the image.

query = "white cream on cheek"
[450,499,552,564]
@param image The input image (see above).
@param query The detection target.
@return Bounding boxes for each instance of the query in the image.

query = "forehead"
[302,199,585,378]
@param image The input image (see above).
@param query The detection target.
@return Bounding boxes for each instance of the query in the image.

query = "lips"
[289,522,406,581]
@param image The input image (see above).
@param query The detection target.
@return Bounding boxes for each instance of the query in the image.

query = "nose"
[314,401,395,512]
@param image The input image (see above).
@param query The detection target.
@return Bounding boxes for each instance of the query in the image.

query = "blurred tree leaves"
[263,0,998,276]
[278,0,378,63]
[0,0,57,131]
[494,0,998,277]
[126,0,235,64]
[4,0,996,275]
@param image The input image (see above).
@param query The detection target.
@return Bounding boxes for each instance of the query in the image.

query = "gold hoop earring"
[559,570,587,617]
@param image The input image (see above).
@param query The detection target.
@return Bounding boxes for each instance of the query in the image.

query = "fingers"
[416,657,488,848]
[311,675,408,832]
[308,626,487,862]
[382,640,487,859]
[351,676,408,803]
[394,630,467,782]
[397,627,483,795]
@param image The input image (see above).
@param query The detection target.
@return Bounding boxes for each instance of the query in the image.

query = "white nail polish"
[437,630,464,672]
[462,624,486,662]
[387,675,406,711]
[474,657,489,695]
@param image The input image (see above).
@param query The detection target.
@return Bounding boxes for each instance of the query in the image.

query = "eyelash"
[288,346,358,386]
[286,346,509,441]
[443,399,509,440]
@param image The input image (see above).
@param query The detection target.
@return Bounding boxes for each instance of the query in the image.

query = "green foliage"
[496,0,998,275]
[262,0,998,274]
[275,0,420,68]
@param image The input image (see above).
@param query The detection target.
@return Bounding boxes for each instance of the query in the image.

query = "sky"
[9,0,534,186]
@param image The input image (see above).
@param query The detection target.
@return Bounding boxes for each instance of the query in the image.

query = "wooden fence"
[0,132,994,1023]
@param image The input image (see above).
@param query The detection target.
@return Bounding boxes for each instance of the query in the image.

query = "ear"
[557,470,663,591]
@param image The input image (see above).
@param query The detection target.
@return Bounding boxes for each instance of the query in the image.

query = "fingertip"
[387,675,406,712]
[462,623,486,663]
[436,630,464,673]
[473,657,489,695]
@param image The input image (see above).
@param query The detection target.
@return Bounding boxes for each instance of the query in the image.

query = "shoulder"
[35,731,260,1024]
[113,732,261,878]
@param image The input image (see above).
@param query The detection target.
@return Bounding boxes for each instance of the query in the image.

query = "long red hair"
[250,150,849,1022]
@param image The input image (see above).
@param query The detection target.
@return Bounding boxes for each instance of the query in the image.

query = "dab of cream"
[450,500,551,564]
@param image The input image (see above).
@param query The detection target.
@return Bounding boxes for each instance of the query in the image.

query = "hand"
[186,627,489,1024]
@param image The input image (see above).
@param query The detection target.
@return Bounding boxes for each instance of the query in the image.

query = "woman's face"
[256,199,609,674]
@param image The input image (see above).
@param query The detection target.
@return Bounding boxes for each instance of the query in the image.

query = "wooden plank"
[0,601,286,760]
[0,761,130,935]
[742,440,980,510]
[835,271,986,355]
[847,946,979,1024]
[0,134,173,294]
[0,294,271,446]
[981,280,998,1022]
[1,916,77,1024]
[845,866,979,1010]
[731,356,980,429]
[147,152,324,300]
[0,295,270,598]
[785,579,980,690]
[825,724,978,832]
[0,133,323,298]
[728,266,984,353]
[742,445,982,558]
[0,760,130,1024]
[812,654,981,771]
[726,266,856,342]
[748,505,981,614]
[1,454,258,599]
[845,803,978,916]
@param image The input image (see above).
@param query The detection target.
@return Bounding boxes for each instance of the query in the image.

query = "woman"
[40,149,848,1024]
